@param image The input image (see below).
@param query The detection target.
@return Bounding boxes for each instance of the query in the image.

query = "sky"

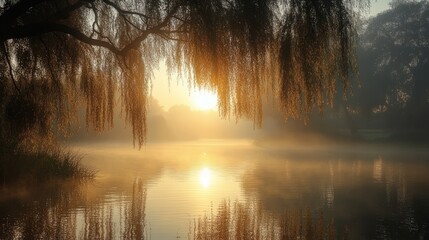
[151,0,393,112]
[151,63,214,111]
[369,0,392,15]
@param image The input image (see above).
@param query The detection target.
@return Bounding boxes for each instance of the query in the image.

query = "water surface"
[1,140,429,239]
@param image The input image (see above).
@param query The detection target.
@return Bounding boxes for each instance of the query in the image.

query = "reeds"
[0,141,94,185]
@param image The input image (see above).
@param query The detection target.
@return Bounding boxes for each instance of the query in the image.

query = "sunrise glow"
[192,90,218,111]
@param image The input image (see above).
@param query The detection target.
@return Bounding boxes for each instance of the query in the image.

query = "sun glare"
[192,89,218,111]
[199,167,212,188]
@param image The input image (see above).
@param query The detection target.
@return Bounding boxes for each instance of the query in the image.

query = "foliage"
[350,1,429,131]
[0,0,366,147]
[0,140,94,185]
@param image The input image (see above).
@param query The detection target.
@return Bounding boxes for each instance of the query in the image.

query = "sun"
[192,89,218,111]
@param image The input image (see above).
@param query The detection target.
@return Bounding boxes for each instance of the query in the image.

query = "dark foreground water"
[1,140,429,239]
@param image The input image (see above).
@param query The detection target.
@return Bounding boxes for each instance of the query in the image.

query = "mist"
[67,2,429,146]
[4,2,429,240]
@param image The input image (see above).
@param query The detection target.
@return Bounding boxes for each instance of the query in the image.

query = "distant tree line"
[352,1,429,136]
[306,1,429,140]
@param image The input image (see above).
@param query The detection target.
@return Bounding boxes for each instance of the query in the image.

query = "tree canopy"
[0,0,366,147]
[350,1,429,131]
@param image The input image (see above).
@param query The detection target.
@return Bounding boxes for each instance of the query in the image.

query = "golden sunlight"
[199,167,212,188]
[191,89,218,111]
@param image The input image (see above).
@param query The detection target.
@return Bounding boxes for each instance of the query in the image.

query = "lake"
[1,140,429,239]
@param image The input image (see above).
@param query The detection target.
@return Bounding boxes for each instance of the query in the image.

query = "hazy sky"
[369,0,392,15]
[151,0,393,111]
[151,63,211,111]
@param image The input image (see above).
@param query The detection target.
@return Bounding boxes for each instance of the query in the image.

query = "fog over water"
[1,140,429,239]
[2,2,429,240]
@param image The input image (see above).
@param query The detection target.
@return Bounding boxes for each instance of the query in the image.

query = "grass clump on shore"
[0,140,94,186]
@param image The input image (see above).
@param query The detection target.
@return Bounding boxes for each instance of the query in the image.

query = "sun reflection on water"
[199,167,212,188]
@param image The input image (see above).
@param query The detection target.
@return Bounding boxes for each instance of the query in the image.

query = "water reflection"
[373,158,383,183]
[191,200,341,240]
[241,150,429,239]
[0,179,147,240]
[199,167,212,188]
[0,143,428,239]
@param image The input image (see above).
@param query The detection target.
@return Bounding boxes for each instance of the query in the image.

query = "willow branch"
[102,0,150,20]
[3,23,123,54]
[46,0,88,22]
[118,4,181,53]
[0,0,47,28]
[2,4,181,56]
[1,42,20,93]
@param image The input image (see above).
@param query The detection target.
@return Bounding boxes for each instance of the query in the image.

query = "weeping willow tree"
[0,0,367,148]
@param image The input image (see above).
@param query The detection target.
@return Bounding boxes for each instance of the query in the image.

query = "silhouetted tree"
[351,1,429,132]
[0,0,366,147]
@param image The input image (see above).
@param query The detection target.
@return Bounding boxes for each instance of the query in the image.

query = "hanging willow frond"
[278,0,359,118]
[0,0,366,147]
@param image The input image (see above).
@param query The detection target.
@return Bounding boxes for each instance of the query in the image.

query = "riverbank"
[0,141,94,186]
